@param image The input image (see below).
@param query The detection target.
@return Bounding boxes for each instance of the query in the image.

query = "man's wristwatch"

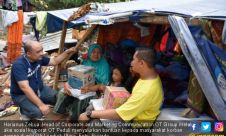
[86,110,92,119]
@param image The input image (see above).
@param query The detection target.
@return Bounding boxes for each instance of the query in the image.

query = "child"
[59,65,128,122]
[80,65,129,93]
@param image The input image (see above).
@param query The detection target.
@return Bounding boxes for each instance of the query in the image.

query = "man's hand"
[64,82,72,96]
[80,86,89,94]
[66,47,77,54]
[79,112,90,122]
[18,80,51,116]
[39,104,50,115]
[48,47,77,66]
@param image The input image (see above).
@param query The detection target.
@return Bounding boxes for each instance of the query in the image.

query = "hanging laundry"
[30,16,39,40]
[159,31,169,52]
[0,10,5,31]
[7,10,23,63]
[98,22,156,47]
[23,11,35,25]
[22,0,33,12]
[3,10,18,27]
[17,0,22,7]
[35,11,47,39]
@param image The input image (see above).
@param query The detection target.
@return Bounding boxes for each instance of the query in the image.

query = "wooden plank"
[53,21,68,90]
[140,16,200,25]
[62,24,97,65]
[169,16,226,120]
[140,16,169,24]
[53,24,97,90]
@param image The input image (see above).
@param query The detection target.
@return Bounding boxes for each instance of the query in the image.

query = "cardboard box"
[68,65,95,89]
[103,86,130,109]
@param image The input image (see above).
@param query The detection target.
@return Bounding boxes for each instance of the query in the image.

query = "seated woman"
[54,44,110,121]
[82,44,110,84]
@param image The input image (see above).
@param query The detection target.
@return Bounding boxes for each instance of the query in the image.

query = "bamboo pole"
[53,21,68,90]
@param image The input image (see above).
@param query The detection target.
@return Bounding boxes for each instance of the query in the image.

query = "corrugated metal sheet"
[40,29,73,51]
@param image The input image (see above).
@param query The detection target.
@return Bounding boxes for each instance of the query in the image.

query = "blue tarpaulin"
[168,16,226,120]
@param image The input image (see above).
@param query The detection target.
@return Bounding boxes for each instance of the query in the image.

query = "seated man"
[79,48,163,131]
[10,40,76,120]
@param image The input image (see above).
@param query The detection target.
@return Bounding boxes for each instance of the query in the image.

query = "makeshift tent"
[45,0,226,120]
[46,0,226,32]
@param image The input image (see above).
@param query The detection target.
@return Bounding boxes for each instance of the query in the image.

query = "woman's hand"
[81,86,89,94]
[63,82,72,96]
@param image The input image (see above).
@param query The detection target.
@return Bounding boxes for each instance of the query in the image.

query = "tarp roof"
[46,0,226,32]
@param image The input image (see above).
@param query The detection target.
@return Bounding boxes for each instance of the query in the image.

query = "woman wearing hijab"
[54,44,110,122]
[82,44,110,84]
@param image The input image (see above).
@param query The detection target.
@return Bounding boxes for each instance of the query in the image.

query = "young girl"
[80,65,129,93]
[59,65,128,122]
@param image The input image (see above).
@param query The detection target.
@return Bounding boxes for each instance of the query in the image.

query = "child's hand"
[81,86,89,94]
[99,85,106,92]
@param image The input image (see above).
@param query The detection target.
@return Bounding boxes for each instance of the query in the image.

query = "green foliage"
[30,0,131,11]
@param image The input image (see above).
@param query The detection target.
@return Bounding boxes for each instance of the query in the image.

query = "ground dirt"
[0,94,67,121]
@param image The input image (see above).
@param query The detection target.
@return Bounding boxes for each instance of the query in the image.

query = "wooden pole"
[53,24,97,90]
[62,24,97,65]
[53,21,68,90]
[140,16,201,25]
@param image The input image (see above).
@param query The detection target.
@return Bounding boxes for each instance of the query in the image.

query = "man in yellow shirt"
[79,48,163,130]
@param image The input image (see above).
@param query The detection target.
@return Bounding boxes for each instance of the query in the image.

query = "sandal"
[0,101,15,111]
[0,106,18,118]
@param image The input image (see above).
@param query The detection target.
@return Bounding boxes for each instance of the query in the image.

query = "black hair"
[135,47,155,68]
[111,65,129,85]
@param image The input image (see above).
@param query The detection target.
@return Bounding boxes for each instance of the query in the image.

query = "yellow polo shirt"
[116,76,163,123]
